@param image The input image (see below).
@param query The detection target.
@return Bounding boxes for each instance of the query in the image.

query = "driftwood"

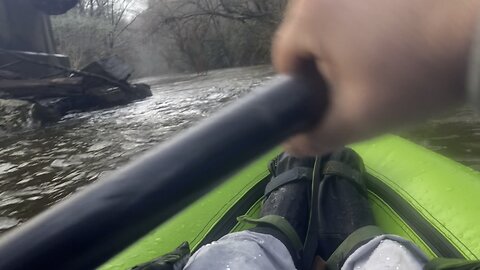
[0,77,83,99]
[80,56,133,89]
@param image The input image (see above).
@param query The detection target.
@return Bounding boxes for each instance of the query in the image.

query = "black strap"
[323,161,365,189]
[239,215,304,261]
[264,167,313,196]
[326,226,384,270]
[131,242,190,270]
[302,160,321,270]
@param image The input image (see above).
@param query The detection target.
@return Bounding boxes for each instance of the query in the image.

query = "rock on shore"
[0,99,59,133]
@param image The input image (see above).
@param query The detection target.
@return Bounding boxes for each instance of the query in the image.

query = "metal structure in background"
[29,0,79,15]
[0,0,77,78]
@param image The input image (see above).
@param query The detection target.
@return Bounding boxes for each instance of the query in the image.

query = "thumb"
[271,0,316,76]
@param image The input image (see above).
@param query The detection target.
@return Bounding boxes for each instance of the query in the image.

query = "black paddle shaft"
[0,75,328,270]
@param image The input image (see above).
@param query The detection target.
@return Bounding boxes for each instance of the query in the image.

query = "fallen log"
[85,87,130,107]
[80,56,133,89]
[0,77,83,99]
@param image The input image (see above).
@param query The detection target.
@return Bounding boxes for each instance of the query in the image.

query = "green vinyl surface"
[99,150,277,270]
[101,135,480,269]
[368,191,436,258]
[353,135,480,259]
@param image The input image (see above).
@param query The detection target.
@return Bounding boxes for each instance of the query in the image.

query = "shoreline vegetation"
[52,0,286,77]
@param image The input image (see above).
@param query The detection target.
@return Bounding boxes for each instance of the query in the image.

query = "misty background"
[51,0,286,76]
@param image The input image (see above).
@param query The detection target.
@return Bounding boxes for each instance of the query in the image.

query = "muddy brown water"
[0,65,479,234]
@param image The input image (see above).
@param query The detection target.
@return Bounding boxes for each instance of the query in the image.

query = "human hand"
[273,0,480,155]
[312,256,327,270]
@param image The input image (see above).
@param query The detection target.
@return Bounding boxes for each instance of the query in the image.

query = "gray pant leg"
[184,231,297,270]
[341,235,429,270]
[185,231,428,270]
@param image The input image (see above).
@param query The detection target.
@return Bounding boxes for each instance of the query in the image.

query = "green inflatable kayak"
[100,135,480,269]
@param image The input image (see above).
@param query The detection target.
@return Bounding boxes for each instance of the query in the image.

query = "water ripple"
[1,65,479,234]
[0,66,274,233]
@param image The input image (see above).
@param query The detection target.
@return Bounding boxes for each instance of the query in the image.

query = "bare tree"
[52,0,143,68]
[139,0,285,73]
[53,0,285,75]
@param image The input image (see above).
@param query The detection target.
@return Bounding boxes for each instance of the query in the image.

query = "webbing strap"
[326,225,384,270]
[301,159,321,270]
[323,161,365,189]
[237,215,304,258]
[131,241,191,270]
[264,167,313,196]
[424,258,480,270]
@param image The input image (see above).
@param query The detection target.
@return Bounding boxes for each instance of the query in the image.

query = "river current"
[0,65,478,233]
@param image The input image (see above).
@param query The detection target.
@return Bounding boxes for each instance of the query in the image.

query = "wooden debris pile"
[0,56,152,131]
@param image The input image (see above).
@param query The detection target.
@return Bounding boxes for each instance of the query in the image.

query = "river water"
[0,65,479,233]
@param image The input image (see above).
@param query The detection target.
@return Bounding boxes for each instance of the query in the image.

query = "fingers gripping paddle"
[0,75,328,270]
